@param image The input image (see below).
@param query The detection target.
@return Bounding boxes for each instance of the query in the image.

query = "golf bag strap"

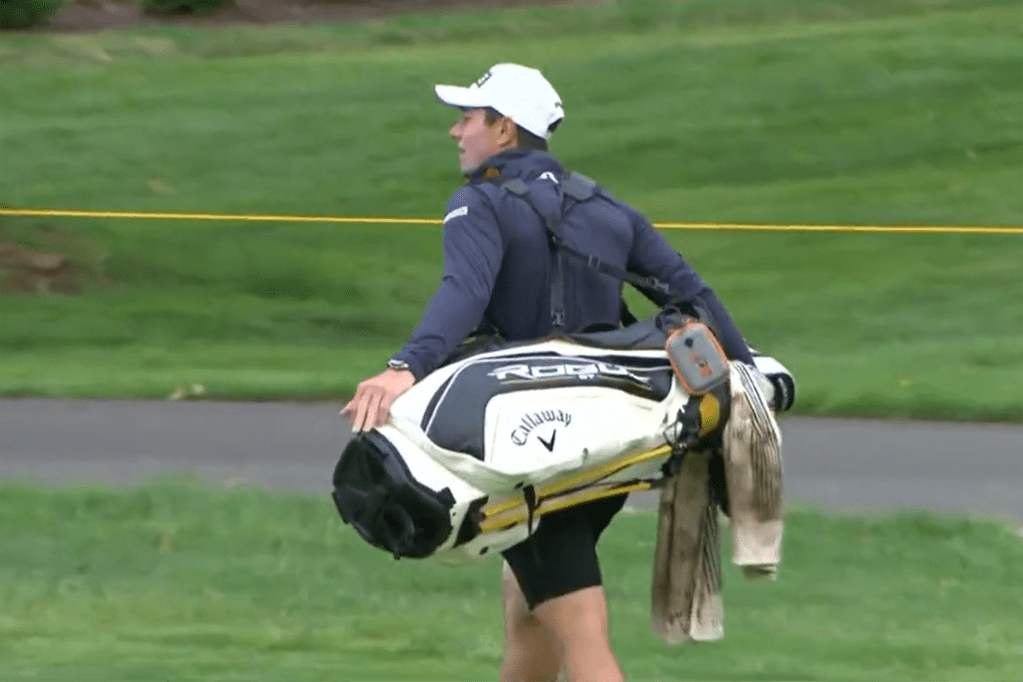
[503,178,567,328]
[502,174,679,329]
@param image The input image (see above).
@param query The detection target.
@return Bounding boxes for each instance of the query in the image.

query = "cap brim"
[435,84,488,110]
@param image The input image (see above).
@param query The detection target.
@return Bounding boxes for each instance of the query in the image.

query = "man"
[342,63,759,682]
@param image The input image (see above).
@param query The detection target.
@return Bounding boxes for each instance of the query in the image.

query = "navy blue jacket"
[392,148,755,380]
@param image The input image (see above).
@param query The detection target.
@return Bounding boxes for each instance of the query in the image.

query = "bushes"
[0,0,236,29]
[141,0,234,14]
[0,0,70,29]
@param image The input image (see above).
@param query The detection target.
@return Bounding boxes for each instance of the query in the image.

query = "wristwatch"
[387,358,410,372]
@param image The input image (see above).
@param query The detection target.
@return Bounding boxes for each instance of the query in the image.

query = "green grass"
[1,478,1021,680]
[1,0,1021,418]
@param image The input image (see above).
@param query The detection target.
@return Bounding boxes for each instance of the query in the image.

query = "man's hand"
[341,368,415,433]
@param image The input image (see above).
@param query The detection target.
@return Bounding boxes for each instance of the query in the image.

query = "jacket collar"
[464,148,564,184]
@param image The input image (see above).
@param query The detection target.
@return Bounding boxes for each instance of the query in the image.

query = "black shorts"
[500,493,628,609]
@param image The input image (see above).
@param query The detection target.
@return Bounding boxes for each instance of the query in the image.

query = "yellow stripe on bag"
[478,481,655,533]
[480,443,673,519]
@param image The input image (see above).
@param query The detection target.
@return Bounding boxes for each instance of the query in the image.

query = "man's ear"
[498,117,517,145]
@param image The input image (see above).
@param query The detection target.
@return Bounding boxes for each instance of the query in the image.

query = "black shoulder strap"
[503,178,568,328]
[502,173,679,330]
[562,172,598,201]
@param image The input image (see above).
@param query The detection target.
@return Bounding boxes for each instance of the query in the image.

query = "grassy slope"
[0,0,1021,418]
[1,478,1021,681]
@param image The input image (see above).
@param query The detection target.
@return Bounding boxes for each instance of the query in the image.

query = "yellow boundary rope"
[1,207,1020,234]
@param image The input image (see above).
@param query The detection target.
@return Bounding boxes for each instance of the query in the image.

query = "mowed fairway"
[0,478,1021,681]
[0,0,1021,419]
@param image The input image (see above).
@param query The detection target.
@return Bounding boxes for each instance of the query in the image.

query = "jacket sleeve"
[390,186,504,380]
[624,207,755,365]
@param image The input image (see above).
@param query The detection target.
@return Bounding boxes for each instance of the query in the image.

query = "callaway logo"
[538,171,559,184]
[511,409,571,446]
[537,430,557,452]
[490,361,652,386]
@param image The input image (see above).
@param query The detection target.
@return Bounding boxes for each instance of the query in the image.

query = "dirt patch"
[0,240,80,294]
[0,228,108,295]
[37,0,565,32]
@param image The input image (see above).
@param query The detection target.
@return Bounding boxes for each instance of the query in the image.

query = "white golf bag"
[331,308,788,563]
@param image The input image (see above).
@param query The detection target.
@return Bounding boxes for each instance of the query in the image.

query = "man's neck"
[464,146,530,181]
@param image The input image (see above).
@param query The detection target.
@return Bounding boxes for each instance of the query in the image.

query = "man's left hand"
[341,369,416,433]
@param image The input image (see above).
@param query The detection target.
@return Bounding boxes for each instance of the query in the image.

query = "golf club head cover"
[750,352,796,412]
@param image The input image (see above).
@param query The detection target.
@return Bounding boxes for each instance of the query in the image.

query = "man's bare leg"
[532,585,625,682]
[499,562,563,682]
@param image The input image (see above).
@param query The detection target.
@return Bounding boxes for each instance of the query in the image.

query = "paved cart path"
[1,399,1020,523]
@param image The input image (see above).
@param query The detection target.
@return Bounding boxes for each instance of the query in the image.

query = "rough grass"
[1,477,1022,680]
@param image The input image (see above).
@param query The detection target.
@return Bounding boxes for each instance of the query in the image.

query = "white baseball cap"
[435,63,564,140]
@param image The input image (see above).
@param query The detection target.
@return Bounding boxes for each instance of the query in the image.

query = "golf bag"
[331,305,790,563]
